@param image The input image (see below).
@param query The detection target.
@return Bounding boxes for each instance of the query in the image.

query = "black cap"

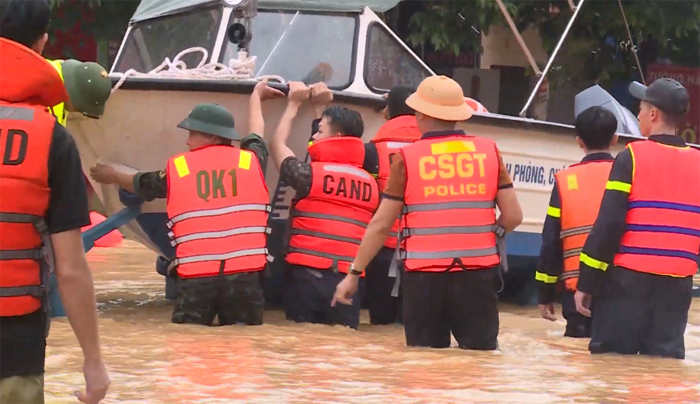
[629,78,690,117]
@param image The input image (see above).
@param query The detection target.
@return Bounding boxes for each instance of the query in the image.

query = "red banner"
[647,64,700,145]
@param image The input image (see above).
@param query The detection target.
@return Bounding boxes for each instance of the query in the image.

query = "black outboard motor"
[574,85,642,138]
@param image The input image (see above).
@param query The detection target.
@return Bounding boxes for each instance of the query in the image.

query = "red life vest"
[286,137,380,274]
[371,115,422,249]
[0,38,68,317]
[399,134,500,272]
[613,140,700,277]
[166,145,271,279]
[556,160,613,291]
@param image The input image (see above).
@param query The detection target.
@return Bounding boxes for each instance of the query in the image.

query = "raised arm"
[269,81,311,170]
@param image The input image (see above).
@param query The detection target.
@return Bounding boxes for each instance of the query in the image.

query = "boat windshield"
[220,11,357,89]
[113,7,224,73]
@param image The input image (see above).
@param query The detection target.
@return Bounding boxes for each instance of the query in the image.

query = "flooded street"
[45,241,700,404]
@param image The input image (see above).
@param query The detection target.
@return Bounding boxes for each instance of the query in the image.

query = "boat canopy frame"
[130,0,401,23]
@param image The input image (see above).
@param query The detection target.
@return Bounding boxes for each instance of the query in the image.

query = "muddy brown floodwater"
[44,240,700,404]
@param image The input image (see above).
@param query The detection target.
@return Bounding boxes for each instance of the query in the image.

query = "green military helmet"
[61,59,113,118]
[177,103,240,140]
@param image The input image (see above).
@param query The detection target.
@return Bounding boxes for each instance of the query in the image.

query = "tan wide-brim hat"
[406,75,474,122]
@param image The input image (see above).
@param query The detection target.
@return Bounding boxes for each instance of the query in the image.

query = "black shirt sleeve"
[46,122,91,234]
[279,156,312,199]
[536,180,563,304]
[240,133,269,177]
[577,149,633,294]
[363,142,379,177]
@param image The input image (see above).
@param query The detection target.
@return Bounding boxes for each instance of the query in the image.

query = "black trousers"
[171,272,264,326]
[403,267,500,350]
[561,290,592,338]
[365,247,403,325]
[283,264,361,329]
[589,265,693,359]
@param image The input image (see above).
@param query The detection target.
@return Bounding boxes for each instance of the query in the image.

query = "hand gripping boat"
[64,0,697,311]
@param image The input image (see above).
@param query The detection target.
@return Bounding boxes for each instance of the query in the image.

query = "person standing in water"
[575,78,699,359]
[269,82,379,330]
[333,76,522,349]
[90,80,283,327]
[0,0,109,402]
[536,106,619,338]
[363,86,421,325]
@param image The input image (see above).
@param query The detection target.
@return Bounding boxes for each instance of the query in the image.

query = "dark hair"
[322,106,364,138]
[386,86,416,119]
[642,101,687,129]
[0,0,50,49]
[575,106,618,150]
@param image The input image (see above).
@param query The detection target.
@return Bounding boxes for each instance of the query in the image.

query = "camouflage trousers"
[171,271,264,326]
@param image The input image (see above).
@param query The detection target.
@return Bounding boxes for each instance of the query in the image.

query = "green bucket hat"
[62,59,112,118]
[177,103,240,140]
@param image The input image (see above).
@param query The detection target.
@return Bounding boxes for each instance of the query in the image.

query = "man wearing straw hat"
[334,75,523,349]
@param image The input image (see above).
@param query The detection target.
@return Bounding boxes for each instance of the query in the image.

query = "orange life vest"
[166,145,271,279]
[399,134,500,272]
[556,159,613,291]
[0,38,68,317]
[371,115,422,249]
[613,140,700,276]
[286,137,380,274]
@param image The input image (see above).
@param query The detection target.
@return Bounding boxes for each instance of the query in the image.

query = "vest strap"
[291,210,368,228]
[403,200,495,213]
[169,226,271,247]
[0,212,43,223]
[167,203,271,228]
[399,246,498,260]
[0,285,44,298]
[290,229,361,245]
[287,247,355,264]
[0,249,44,260]
[401,224,497,238]
[560,225,593,239]
[563,247,583,259]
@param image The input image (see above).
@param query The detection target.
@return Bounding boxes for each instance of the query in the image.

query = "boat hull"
[69,83,628,303]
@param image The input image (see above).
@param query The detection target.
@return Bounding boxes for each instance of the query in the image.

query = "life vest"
[286,137,379,274]
[0,38,67,318]
[166,145,271,279]
[399,134,500,271]
[47,60,67,127]
[556,159,613,291]
[613,140,700,277]
[371,115,421,249]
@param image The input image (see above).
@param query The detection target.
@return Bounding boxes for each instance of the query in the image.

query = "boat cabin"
[111,0,433,96]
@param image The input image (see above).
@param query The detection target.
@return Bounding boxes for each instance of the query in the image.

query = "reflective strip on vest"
[399,246,498,260]
[0,106,35,121]
[559,270,579,281]
[291,228,362,245]
[401,224,497,238]
[167,203,271,228]
[169,226,271,247]
[291,210,369,229]
[169,247,269,270]
[560,225,593,239]
[287,247,355,264]
[403,200,496,213]
[323,164,373,179]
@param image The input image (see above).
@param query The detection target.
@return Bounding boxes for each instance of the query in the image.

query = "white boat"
[69,0,658,301]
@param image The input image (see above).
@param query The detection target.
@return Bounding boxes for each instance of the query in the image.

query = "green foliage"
[406,0,700,86]
[48,0,138,57]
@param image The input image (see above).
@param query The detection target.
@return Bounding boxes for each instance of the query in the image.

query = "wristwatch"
[348,263,363,276]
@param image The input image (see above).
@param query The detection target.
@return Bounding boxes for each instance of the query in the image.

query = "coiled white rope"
[111,47,286,94]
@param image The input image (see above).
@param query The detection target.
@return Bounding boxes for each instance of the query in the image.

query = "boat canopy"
[131,0,402,23]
